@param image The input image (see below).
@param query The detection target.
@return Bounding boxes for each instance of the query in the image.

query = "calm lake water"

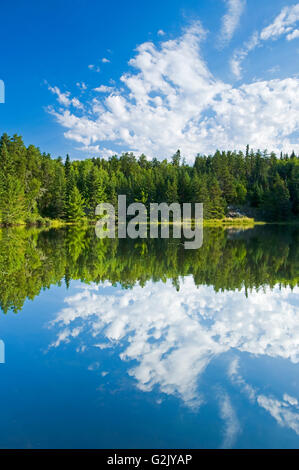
[0,225,298,449]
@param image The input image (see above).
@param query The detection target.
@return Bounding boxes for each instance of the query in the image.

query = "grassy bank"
[203,217,260,227]
[2,216,298,230]
[0,216,259,229]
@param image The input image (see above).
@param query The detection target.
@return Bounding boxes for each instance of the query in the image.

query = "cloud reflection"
[49,277,299,441]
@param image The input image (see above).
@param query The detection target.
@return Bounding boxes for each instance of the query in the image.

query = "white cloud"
[287,28,299,41]
[49,23,299,160]
[283,394,298,406]
[102,58,110,63]
[228,358,256,402]
[158,29,166,36]
[49,278,299,409]
[230,4,299,79]
[48,85,71,107]
[228,358,299,436]
[230,31,259,78]
[219,0,246,47]
[88,64,101,72]
[218,392,241,448]
[93,85,115,93]
[268,65,281,74]
[258,395,299,435]
[48,85,83,109]
[48,276,299,441]
[88,361,101,371]
[260,3,299,41]
[76,82,87,91]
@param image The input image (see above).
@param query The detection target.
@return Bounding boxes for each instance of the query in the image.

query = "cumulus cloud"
[49,278,299,409]
[48,22,299,160]
[219,0,246,47]
[47,276,299,442]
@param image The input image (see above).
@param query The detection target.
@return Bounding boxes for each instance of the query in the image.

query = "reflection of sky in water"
[49,278,299,448]
[0,278,299,448]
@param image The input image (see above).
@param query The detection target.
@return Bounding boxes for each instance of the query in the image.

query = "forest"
[0,132,298,225]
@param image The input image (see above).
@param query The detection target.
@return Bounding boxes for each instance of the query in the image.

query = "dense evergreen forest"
[0,225,298,313]
[0,132,298,225]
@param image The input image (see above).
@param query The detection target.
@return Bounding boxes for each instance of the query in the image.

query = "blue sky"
[0,0,298,161]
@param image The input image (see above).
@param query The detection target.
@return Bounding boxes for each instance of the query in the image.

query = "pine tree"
[65,166,76,210]
[64,154,71,179]
[208,177,225,219]
[0,132,298,225]
[66,186,85,222]
[165,178,178,203]
[262,174,291,220]
[192,174,211,218]
[220,167,237,204]
[172,150,181,167]
[50,163,66,218]
[289,165,299,215]
[87,167,106,214]
[178,170,191,203]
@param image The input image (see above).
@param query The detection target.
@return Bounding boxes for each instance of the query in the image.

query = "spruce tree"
[192,174,211,218]
[262,174,291,220]
[87,167,106,214]
[208,177,225,219]
[66,186,85,222]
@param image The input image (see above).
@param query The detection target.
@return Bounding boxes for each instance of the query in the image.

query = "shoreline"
[0,217,298,230]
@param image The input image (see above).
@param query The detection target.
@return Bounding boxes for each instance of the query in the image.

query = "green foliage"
[208,177,226,219]
[66,186,85,222]
[261,174,292,221]
[0,176,25,224]
[86,166,106,215]
[0,134,298,225]
[0,225,298,314]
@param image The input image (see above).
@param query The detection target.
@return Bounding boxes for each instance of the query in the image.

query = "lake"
[0,224,298,449]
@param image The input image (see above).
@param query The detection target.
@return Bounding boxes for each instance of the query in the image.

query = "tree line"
[0,133,298,225]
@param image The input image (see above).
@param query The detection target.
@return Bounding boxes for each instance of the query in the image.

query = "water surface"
[0,225,298,448]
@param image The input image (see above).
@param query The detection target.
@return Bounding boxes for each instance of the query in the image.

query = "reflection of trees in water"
[0,225,298,313]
